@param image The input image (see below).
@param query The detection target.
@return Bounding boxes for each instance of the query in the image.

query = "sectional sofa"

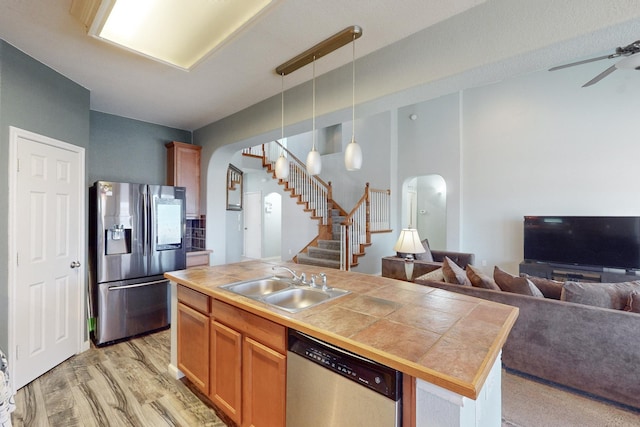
[381,248,475,281]
[415,268,640,410]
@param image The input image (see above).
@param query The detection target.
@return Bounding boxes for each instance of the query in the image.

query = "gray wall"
[460,60,640,274]
[0,40,90,351]
[0,41,193,353]
[89,111,191,185]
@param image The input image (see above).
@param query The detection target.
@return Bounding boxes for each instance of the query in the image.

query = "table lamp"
[393,228,426,281]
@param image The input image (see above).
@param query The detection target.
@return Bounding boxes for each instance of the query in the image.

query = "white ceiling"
[0,0,637,131]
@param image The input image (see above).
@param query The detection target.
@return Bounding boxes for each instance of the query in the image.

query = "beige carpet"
[502,370,640,427]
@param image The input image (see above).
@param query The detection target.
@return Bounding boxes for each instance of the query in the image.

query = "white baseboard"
[168,363,184,380]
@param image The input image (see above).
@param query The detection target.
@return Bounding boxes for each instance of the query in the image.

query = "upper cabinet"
[166,141,202,218]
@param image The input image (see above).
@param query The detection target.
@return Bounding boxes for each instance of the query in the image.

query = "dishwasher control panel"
[288,330,401,400]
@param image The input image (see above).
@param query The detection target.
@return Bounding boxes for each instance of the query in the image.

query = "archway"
[402,174,447,250]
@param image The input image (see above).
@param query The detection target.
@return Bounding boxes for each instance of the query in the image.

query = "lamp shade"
[393,229,425,254]
[306,148,321,175]
[344,138,362,171]
[275,154,289,179]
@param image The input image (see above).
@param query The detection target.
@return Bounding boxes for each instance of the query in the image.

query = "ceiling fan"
[549,40,640,87]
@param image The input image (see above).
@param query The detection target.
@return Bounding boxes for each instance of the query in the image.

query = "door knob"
[70,261,81,268]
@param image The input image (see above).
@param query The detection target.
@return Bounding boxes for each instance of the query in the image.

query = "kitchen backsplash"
[186,216,206,251]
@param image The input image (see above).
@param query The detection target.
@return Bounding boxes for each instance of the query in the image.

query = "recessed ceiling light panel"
[82,0,275,70]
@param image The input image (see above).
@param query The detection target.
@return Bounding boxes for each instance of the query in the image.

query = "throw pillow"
[493,266,544,297]
[626,290,640,313]
[521,274,564,300]
[416,268,445,282]
[397,239,434,262]
[414,239,435,262]
[442,256,470,285]
[466,265,500,290]
[561,281,640,310]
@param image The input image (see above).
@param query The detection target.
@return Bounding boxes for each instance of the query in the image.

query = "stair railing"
[369,186,392,233]
[253,141,332,225]
[340,183,391,270]
[244,143,390,270]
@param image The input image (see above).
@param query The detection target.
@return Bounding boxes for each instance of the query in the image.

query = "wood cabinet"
[210,299,286,427]
[186,250,212,268]
[242,336,286,427]
[177,286,210,394]
[166,141,201,218]
[177,289,286,427]
[210,319,242,425]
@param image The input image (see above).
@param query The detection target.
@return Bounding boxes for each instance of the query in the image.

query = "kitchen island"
[165,261,518,427]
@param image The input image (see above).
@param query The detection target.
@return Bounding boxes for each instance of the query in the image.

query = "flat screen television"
[523,216,640,271]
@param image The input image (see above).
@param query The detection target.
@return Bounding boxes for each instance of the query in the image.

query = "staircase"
[243,141,390,270]
[296,209,344,268]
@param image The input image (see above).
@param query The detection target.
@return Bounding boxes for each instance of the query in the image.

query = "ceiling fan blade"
[549,54,613,72]
[582,65,617,87]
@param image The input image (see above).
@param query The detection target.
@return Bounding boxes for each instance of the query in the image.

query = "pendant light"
[344,33,363,171]
[275,72,289,179]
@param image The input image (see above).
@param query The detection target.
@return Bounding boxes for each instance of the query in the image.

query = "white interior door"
[404,189,418,229]
[9,127,86,390]
[243,192,262,259]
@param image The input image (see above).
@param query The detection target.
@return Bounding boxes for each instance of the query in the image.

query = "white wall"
[398,94,463,251]
[460,61,640,274]
[196,0,640,271]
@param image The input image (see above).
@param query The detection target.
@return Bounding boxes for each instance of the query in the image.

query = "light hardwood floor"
[11,328,640,426]
[11,329,226,427]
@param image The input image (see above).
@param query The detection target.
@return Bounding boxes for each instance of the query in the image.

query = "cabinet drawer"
[186,252,210,268]
[177,285,209,314]
[211,299,286,353]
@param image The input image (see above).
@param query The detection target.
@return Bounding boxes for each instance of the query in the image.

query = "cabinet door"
[210,319,243,425]
[176,146,200,218]
[166,142,201,218]
[242,336,286,427]
[177,302,209,394]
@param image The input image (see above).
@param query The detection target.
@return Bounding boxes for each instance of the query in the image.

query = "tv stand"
[519,261,640,283]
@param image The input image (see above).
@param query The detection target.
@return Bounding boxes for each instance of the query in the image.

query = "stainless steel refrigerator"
[89,181,186,345]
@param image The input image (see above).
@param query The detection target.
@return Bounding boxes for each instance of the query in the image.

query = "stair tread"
[307,246,341,261]
[296,253,340,269]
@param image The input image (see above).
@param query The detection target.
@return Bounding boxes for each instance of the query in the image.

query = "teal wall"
[89,111,191,185]
[0,40,90,351]
[0,40,192,353]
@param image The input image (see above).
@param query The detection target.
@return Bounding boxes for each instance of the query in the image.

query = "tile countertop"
[165,260,518,400]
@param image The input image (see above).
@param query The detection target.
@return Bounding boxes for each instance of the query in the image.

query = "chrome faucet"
[272,266,300,282]
[319,273,331,291]
[309,274,319,288]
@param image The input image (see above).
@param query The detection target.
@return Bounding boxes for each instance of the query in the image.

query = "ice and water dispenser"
[105,221,132,255]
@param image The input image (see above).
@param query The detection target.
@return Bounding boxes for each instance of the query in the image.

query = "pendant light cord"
[281,72,284,143]
[312,56,316,151]
[352,34,356,141]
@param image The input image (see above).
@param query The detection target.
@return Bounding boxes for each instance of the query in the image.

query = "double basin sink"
[221,276,350,313]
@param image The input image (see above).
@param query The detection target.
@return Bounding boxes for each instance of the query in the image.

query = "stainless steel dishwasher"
[287,330,402,427]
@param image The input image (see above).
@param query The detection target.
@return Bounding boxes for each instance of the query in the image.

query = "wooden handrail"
[271,140,332,191]
[243,143,390,270]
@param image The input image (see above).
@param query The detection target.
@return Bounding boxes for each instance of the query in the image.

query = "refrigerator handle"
[108,279,168,291]
[143,189,149,256]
